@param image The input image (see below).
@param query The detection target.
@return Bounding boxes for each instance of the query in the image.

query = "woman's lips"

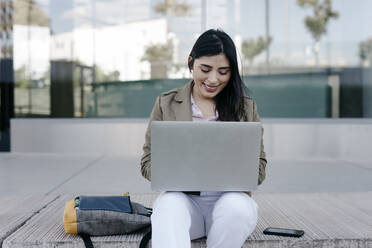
[202,83,219,93]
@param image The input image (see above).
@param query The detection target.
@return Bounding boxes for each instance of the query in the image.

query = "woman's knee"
[152,192,192,220]
[213,192,258,224]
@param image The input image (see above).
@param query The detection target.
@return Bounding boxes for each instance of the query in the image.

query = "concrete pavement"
[1,152,372,247]
[1,153,372,197]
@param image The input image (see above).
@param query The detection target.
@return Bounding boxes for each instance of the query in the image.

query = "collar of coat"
[174,80,193,103]
[172,80,194,121]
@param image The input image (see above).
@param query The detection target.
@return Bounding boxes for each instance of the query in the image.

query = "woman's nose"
[208,71,218,83]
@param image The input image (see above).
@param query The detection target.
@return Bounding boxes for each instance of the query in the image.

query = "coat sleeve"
[140,96,163,181]
[252,101,267,185]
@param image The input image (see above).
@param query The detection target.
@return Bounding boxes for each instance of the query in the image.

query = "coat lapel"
[174,80,193,121]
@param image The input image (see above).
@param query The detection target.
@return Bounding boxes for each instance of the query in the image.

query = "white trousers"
[151,191,258,248]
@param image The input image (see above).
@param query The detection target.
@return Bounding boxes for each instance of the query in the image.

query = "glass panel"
[0,86,2,139]
[10,0,372,118]
[13,0,50,116]
[0,0,14,150]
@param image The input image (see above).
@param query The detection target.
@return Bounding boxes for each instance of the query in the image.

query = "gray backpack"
[63,195,152,248]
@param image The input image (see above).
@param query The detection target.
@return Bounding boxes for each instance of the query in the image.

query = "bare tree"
[154,0,191,16]
[297,0,339,66]
[242,36,272,66]
[13,0,49,26]
[144,0,191,78]
[359,38,372,66]
[141,39,174,78]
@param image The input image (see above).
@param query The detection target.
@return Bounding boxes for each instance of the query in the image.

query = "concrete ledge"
[3,192,372,247]
[263,118,372,160]
[11,118,148,157]
[11,118,372,159]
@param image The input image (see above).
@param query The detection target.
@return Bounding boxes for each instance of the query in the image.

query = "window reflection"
[11,0,372,118]
[13,0,49,116]
[1,0,14,151]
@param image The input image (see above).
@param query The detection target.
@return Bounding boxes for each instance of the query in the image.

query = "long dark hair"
[188,29,248,121]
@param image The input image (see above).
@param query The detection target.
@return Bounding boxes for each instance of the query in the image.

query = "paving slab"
[342,159,372,169]
[0,195,58,247]
[257,158,372,193]
[53,156,152,195]
[0,153,103,196]
[3,192,372,248]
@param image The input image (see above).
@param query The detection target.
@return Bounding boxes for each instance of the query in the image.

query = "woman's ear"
[188,56,193,71]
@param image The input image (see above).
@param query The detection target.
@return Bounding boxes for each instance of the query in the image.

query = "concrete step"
[2,192,372,247]
[0,195,58,247]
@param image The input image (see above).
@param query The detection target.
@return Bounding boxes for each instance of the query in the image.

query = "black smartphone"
[263,227,304,238]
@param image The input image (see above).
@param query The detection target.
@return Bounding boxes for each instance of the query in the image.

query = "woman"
[140,29,267,248]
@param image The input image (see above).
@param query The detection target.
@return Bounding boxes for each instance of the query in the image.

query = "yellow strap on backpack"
[63,199,78,234]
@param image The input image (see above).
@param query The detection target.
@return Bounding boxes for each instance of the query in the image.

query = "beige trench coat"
[140,81,267,194]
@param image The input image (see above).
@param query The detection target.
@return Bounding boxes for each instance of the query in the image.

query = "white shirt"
[190,94,223,197]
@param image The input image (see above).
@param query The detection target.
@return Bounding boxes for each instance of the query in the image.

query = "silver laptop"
[151,121,261,192]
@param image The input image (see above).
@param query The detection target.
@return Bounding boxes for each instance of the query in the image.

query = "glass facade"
[3,0,372,119]
[0,0,14,151]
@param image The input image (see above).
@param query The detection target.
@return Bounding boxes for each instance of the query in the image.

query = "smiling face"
[191,53,231,101]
